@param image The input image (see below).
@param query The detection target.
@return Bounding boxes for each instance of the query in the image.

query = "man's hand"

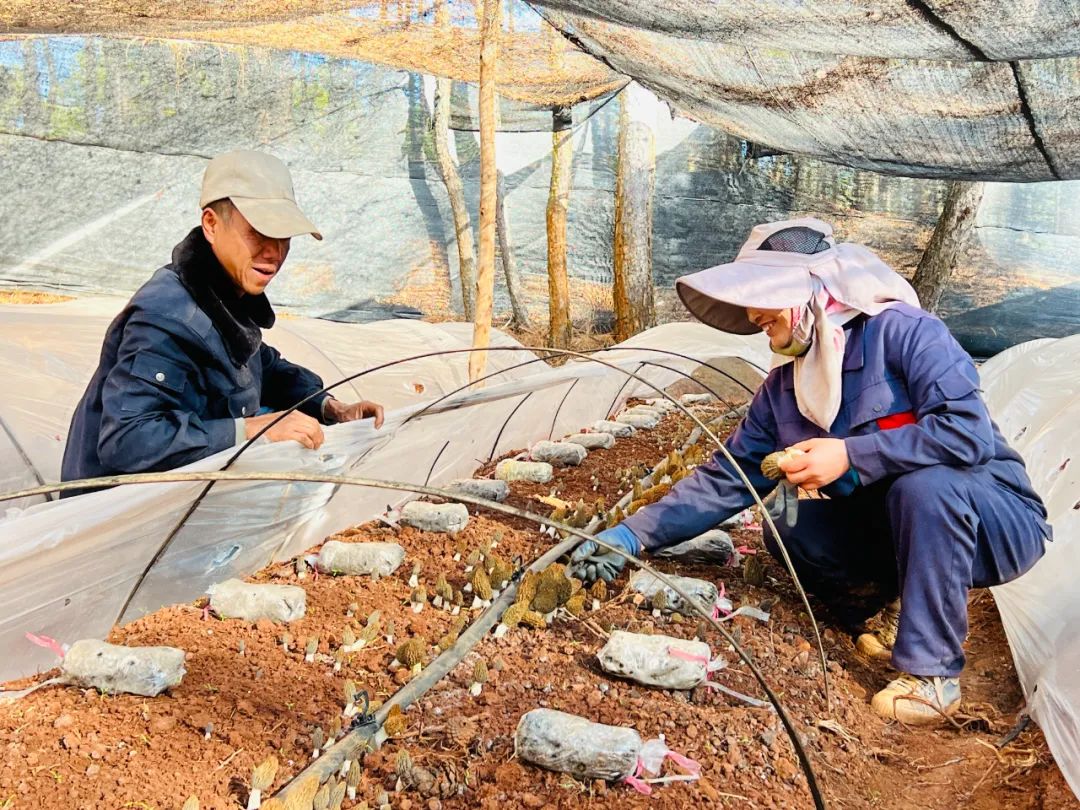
[244,410,325,449]
[324,398,385,429]
[778,438,851,491]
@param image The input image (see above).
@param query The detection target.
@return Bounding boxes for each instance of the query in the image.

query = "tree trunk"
[496,170,531,330]
[612,82,657,342]
[468,0,500,383]
[433,77,477,319]
[911,181,985,313]
[546,106,573,348]
[432,0,476,319]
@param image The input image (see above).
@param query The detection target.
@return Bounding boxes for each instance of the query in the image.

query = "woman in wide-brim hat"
[569,218,1050,726]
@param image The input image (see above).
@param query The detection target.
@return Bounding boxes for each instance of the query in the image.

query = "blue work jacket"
[622,304,1051,551]
[61,228,331,492]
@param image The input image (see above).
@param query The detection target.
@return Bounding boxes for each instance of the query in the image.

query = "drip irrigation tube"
[0,471,825,810]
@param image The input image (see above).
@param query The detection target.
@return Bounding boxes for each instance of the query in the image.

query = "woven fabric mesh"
[757,227,831,255]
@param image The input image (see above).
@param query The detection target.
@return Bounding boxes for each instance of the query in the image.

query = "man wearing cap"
[569,219,1050,726]
[61,151,383,491]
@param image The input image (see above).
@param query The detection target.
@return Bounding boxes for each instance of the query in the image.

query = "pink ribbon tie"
[624,761,653,795]
[26,632,65,659]
[665,750,702,775]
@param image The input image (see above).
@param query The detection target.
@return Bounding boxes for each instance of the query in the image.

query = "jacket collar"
[781,315,866,390]
[170,227,275,366]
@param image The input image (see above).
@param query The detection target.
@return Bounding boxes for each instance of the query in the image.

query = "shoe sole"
[870,693,961,726]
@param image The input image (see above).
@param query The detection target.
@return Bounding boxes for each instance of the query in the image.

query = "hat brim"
[675,259,813,334]
[231,196,323,241]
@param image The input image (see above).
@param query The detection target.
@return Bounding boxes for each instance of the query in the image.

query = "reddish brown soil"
[0,400,1074,810]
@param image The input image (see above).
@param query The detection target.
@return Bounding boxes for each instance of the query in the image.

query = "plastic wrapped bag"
[564,432,615,450]
[515,708,640,781]
[529,441,587,466]
[316,541,405,577]
[61,639,186,697]
[399,501,469,533]
[208,579,306,623]
[628,570,719,616]
[495,460,554,483]
[616,412,659,429]
[598,630,720,690]
[445,479,509,503]
[515,709,700,794]
[591,420,635,437]
[654,529,735,566]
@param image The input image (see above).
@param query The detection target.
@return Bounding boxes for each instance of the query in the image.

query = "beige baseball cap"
[200,150,323,240]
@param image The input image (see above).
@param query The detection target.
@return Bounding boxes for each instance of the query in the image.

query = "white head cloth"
[675,218,921,430]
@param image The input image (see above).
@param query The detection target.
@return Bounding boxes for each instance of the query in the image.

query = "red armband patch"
[876,411,917,430]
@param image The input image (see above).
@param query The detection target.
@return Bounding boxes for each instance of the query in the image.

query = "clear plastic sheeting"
[981,336,1080,800]
[0,299,769,682]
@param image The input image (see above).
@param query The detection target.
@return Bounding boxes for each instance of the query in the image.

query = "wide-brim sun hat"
[675,218,836,334]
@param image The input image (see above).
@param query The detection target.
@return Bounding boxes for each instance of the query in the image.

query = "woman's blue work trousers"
[763,464,1047,677]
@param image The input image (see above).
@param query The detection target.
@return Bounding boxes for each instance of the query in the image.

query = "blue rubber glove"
[568,524,641,585]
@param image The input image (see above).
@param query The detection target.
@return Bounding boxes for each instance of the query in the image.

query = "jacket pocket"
[933,360,980,402]
[131,351,188,394]
[224,389,260,419]
[848,378,912,431]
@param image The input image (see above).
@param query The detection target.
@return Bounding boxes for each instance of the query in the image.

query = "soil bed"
[0,400,1073,810]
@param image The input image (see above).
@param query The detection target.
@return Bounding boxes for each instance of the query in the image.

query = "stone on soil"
[591,420,635,438]
[564,432,615,450]
[400,501,470,533]
[654,529,735,566]
[529,441,587,466]
[598,630,711,690]
[61,639,186,697]
[514,708,640,781]
[317,541,406,577]
[208,579,306,623]
[495,460,554,483]
[628,570,719,616]
[445,479,510,503]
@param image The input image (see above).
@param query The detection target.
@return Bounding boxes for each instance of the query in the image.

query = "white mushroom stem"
[246,789,262,810]
[469,682,483,697]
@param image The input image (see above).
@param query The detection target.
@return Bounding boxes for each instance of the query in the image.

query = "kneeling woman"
[569,219,1050,725]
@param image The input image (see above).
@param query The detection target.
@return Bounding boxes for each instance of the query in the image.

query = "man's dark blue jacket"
[61,228,331,493]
